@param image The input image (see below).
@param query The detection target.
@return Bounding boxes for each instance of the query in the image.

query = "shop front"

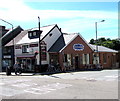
[2,46,14,71]
[16,54,36,72]
[56,33,118,71]
[57,34,94,71]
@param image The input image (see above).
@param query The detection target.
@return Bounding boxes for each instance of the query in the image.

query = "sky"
[0,0,119,42]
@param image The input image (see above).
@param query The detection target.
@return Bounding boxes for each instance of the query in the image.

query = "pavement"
[0,72,35,76]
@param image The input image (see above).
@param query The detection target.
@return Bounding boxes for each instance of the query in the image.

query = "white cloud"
[0,0,117,22]
[0,0,117,41]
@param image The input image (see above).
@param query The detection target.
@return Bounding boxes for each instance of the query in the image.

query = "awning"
[16,54,35,58]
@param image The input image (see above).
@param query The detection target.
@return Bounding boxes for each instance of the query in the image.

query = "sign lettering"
[73,44,84,51]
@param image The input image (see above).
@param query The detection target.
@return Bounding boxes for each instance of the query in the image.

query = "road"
[0,69,119,99]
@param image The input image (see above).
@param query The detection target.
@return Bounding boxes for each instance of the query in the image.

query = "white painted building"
[14,24,62,71]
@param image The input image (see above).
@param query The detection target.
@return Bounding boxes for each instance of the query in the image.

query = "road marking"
[105,75,118,78]
[0,83,5,85]
[12,83,31,88]
[12,82,38,88]
[24,83,72,95]
[2,79,31,84]
[0,87,23,96]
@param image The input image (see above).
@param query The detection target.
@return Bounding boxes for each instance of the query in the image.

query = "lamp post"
[95,20,105,64]
[38,16,41,72]
[0,18,14,69]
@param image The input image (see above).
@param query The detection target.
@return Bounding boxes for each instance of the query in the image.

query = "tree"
[89,39,95,44]
[89,38,120,51]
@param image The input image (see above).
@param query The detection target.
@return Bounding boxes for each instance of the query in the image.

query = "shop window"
[22,45,29,53]
[64,54,72,66]
[67,54,72,66]
[2,59,11,67]
[83,54,89,64]
[64,54,67,62]
[103,54,107,63]
[93,54,99,64]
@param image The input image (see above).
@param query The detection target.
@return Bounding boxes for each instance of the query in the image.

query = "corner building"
[49,33,118,71]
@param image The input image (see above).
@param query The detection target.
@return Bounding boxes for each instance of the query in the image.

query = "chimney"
[59,28,62,32]
[0,25,9,37]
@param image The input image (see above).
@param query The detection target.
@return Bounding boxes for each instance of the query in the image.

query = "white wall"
[15,26,62,65]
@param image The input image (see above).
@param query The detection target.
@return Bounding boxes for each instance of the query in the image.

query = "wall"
[59,35,93,70]
[99,52,117,69]
[43,27,62,51]
[61,35,92,54]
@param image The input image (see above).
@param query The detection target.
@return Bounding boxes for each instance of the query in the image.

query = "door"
[75,56,79,70]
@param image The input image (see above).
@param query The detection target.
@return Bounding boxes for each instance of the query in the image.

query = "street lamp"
[0,18,14,69]
[38,16,41,72]
[95,20,105,64]
[28,16,42,72]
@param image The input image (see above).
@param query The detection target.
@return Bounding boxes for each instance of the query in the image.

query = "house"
[14,24,62,72]
[1,26,23,71]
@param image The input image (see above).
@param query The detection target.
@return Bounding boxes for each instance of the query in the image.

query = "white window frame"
[83,54,89,64]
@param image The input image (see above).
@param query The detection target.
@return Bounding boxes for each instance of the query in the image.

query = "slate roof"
[2,26,23,46]
[49,33,118,53]
[48,33,78,52]
[89,44,118,53]
[16,24,57,45]
[5,30,28,46]
[48,34,65,52]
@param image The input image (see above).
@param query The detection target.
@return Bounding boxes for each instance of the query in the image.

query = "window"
[83,54,89,64]
[49,33,52,37]
[64,54,67,62]
[41,45,47,61]
[3,47,11,54]
[22,45,29,53]
[93,54,99,64]
[29,33,32,37]
[15,45,21,49]
[33,32,36,36]
[103,54,107,63]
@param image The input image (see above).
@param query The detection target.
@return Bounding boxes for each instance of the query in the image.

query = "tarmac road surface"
[0,69,119,99]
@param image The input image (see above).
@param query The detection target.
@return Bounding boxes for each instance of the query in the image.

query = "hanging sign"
[73,44,84,51]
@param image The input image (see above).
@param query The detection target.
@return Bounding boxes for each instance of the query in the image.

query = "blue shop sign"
[73,44,84,51]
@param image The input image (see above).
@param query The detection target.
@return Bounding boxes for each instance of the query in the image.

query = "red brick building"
[49,33,118,71]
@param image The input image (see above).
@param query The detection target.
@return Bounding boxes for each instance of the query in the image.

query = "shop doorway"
[17,58,36,72]
[49,53,59,65]
[75,56,79,70]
